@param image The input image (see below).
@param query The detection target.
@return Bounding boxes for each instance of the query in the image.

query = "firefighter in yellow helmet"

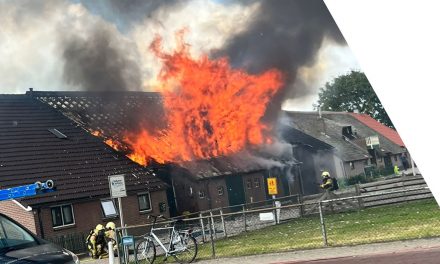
[86,224,107,259]
[105,222,119,254]
[320,171,333,190]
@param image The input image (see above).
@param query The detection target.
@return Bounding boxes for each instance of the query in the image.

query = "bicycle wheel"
[136,239,156,264]
[172,235,197,263]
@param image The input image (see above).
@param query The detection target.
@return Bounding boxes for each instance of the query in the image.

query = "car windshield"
[0,215,38,253]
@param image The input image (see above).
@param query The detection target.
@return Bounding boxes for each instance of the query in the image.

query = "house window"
[254,178,260,188]
[350,162,355,170]
[138,193,152,212]
[188,186,193,197]
[51,204,74,228]
[246,179,252,189]
[217,186,224,196]
[199,190,205,199]
[394,155,398,162]
[100,199,118,218]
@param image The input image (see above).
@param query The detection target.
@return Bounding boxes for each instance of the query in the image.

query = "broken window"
[217,186,224,196]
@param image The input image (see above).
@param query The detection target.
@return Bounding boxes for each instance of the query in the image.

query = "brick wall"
[0,200,37,234]
[35,190,169,240]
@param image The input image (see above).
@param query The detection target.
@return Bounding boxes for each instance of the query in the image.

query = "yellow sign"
[267,177,278,195]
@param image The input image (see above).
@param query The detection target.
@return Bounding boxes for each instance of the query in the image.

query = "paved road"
[275,247,440,264]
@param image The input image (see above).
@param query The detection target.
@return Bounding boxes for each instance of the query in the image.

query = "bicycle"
[135,215,197,264]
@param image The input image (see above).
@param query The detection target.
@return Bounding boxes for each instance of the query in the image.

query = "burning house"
[25,90,302,215]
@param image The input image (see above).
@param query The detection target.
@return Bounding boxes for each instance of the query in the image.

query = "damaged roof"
[0,94,167,206]
[27,90,165,141]
[284,111,405,162]
[175,152,299,180]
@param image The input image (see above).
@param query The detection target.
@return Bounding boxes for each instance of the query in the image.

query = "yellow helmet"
[322,171,330,177]
[95,224,104,232]
[106,222,116,230]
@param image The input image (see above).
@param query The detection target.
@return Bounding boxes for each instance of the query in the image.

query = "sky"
[0,0,360,111]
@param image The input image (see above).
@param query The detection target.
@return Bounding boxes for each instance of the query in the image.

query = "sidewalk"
[80,237,440,264]
[197,237,440,264]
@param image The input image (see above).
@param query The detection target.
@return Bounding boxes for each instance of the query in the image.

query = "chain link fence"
[111,186,439,263]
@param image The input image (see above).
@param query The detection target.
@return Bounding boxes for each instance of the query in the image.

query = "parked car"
[0,213,79,263]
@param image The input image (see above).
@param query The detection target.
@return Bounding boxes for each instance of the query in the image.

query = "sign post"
[109,174,127,263]
[109,175,127,234]
[267,177,279,224]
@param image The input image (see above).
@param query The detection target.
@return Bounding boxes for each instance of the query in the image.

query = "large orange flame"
[123,31,284,165]
[97,31,284,166]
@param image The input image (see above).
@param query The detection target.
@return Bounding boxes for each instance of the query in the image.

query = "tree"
[316,70,394,128]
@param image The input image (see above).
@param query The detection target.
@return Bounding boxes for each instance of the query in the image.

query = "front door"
[225,175,245,210]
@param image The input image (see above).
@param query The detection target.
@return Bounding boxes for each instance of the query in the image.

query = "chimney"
[318,105,322,119]
[28,88,34,97]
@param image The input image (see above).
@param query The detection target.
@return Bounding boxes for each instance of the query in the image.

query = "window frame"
[100,199,119,218]
[254,178,261,188]
[246,179,252,189]
[50,204,75,229]
[137,192,153,213]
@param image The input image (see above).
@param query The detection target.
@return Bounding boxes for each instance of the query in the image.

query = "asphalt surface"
[275,247,440,264]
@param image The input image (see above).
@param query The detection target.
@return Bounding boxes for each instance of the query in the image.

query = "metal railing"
[114,186,438,263]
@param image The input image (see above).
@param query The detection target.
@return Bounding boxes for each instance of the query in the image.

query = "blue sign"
[121,236,134,246]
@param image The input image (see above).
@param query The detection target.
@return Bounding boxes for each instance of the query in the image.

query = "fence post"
[200,213,206,242]
[355,184,364,210]
[298,194,304,217]
[242,205,247,232]
[220,209,227,238]
[108,241,115,264]
[209,216,216,258]
[318,201,328,246]
[210,210,217,239]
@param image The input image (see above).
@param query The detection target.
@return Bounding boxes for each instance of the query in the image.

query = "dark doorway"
[225,175,245,210]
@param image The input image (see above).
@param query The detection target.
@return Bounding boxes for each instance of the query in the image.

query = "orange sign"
[267,177,278,195]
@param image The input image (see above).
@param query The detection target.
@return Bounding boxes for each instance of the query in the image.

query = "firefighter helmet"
[321,171,330,177]
[95,224,105,232]
[106,222,116,230]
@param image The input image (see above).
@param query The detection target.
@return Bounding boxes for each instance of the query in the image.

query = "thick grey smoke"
[216,0,346,119]
[59,21,142,92]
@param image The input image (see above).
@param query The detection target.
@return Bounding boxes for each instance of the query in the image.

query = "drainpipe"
[37,207,45,238]
[171,177,179,212]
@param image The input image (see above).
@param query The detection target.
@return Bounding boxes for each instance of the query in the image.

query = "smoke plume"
[216,0,346,119]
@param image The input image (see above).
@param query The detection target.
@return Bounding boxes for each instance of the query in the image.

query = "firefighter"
[86,224,107,259]
[320,171,333,190]
[394,165,401,176]
[105,221,119,254]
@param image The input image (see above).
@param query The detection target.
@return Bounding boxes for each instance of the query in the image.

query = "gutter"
[12,199,33,212]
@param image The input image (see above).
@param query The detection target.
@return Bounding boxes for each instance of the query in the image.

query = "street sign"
[259,212,274,221]
[267,177,278,195]
[109,174,127,198]
[121,236,134,246]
